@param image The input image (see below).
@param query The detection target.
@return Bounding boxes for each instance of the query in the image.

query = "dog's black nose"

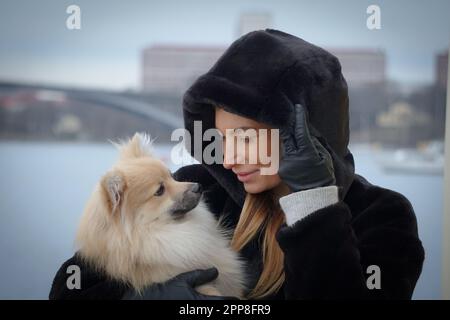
[191,183,202,193]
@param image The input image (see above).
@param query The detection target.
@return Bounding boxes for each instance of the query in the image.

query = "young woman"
[49,29,424,300]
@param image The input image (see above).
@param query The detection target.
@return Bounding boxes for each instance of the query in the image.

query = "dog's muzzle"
[170,183,203,220]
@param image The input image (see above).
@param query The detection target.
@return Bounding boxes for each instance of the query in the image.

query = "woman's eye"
[238,134,255,143]
[154,183,165,196]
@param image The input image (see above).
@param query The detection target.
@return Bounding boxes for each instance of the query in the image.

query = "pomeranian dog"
[75,133,246,298]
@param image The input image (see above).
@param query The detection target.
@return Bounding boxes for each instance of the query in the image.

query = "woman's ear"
[100,170,127,216]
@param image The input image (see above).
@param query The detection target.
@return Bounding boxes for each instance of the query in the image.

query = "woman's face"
[215,106,282,194]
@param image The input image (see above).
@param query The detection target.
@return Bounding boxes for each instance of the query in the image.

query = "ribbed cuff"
[279,185,339,226]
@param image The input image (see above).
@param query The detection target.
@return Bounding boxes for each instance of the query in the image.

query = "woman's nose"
[223,140,238,169]
[223,148,235,169]
[223,143,245,169]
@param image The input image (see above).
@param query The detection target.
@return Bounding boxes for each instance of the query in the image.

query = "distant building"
[431,50,449,139]
[328,48,386,87]
[141,45,224,94]
[141,45,386,93]
[435,50,448,89]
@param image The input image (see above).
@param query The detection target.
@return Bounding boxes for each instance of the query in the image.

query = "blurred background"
[0,0,449,299]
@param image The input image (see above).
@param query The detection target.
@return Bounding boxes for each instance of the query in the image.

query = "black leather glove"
[122,267,239,300]
[278,103,336,192]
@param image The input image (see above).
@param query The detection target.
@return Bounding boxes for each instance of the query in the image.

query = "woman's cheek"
[257,137,274,167]
[246,137,258,165]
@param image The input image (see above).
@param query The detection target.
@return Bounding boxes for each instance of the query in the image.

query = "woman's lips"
[235,169,259,182]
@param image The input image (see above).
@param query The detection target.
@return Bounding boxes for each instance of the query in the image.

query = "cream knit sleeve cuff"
[279,185,339,226]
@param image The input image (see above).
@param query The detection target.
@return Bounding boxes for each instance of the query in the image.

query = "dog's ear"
[100,170,127,216]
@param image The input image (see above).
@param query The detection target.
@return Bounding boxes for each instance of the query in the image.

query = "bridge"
[0,81,184,129]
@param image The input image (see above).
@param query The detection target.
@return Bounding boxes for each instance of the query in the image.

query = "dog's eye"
[154,183,165,196]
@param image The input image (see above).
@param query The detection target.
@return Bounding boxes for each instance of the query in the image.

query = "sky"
[0,0,449,91]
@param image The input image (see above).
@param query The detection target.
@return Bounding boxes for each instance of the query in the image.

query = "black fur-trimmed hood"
[182,29,355,206]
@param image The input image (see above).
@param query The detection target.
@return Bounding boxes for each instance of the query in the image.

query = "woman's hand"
[278,103,336,192]
[122,267,238,300]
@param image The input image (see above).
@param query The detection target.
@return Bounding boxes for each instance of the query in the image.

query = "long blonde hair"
[230,183,290,299]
